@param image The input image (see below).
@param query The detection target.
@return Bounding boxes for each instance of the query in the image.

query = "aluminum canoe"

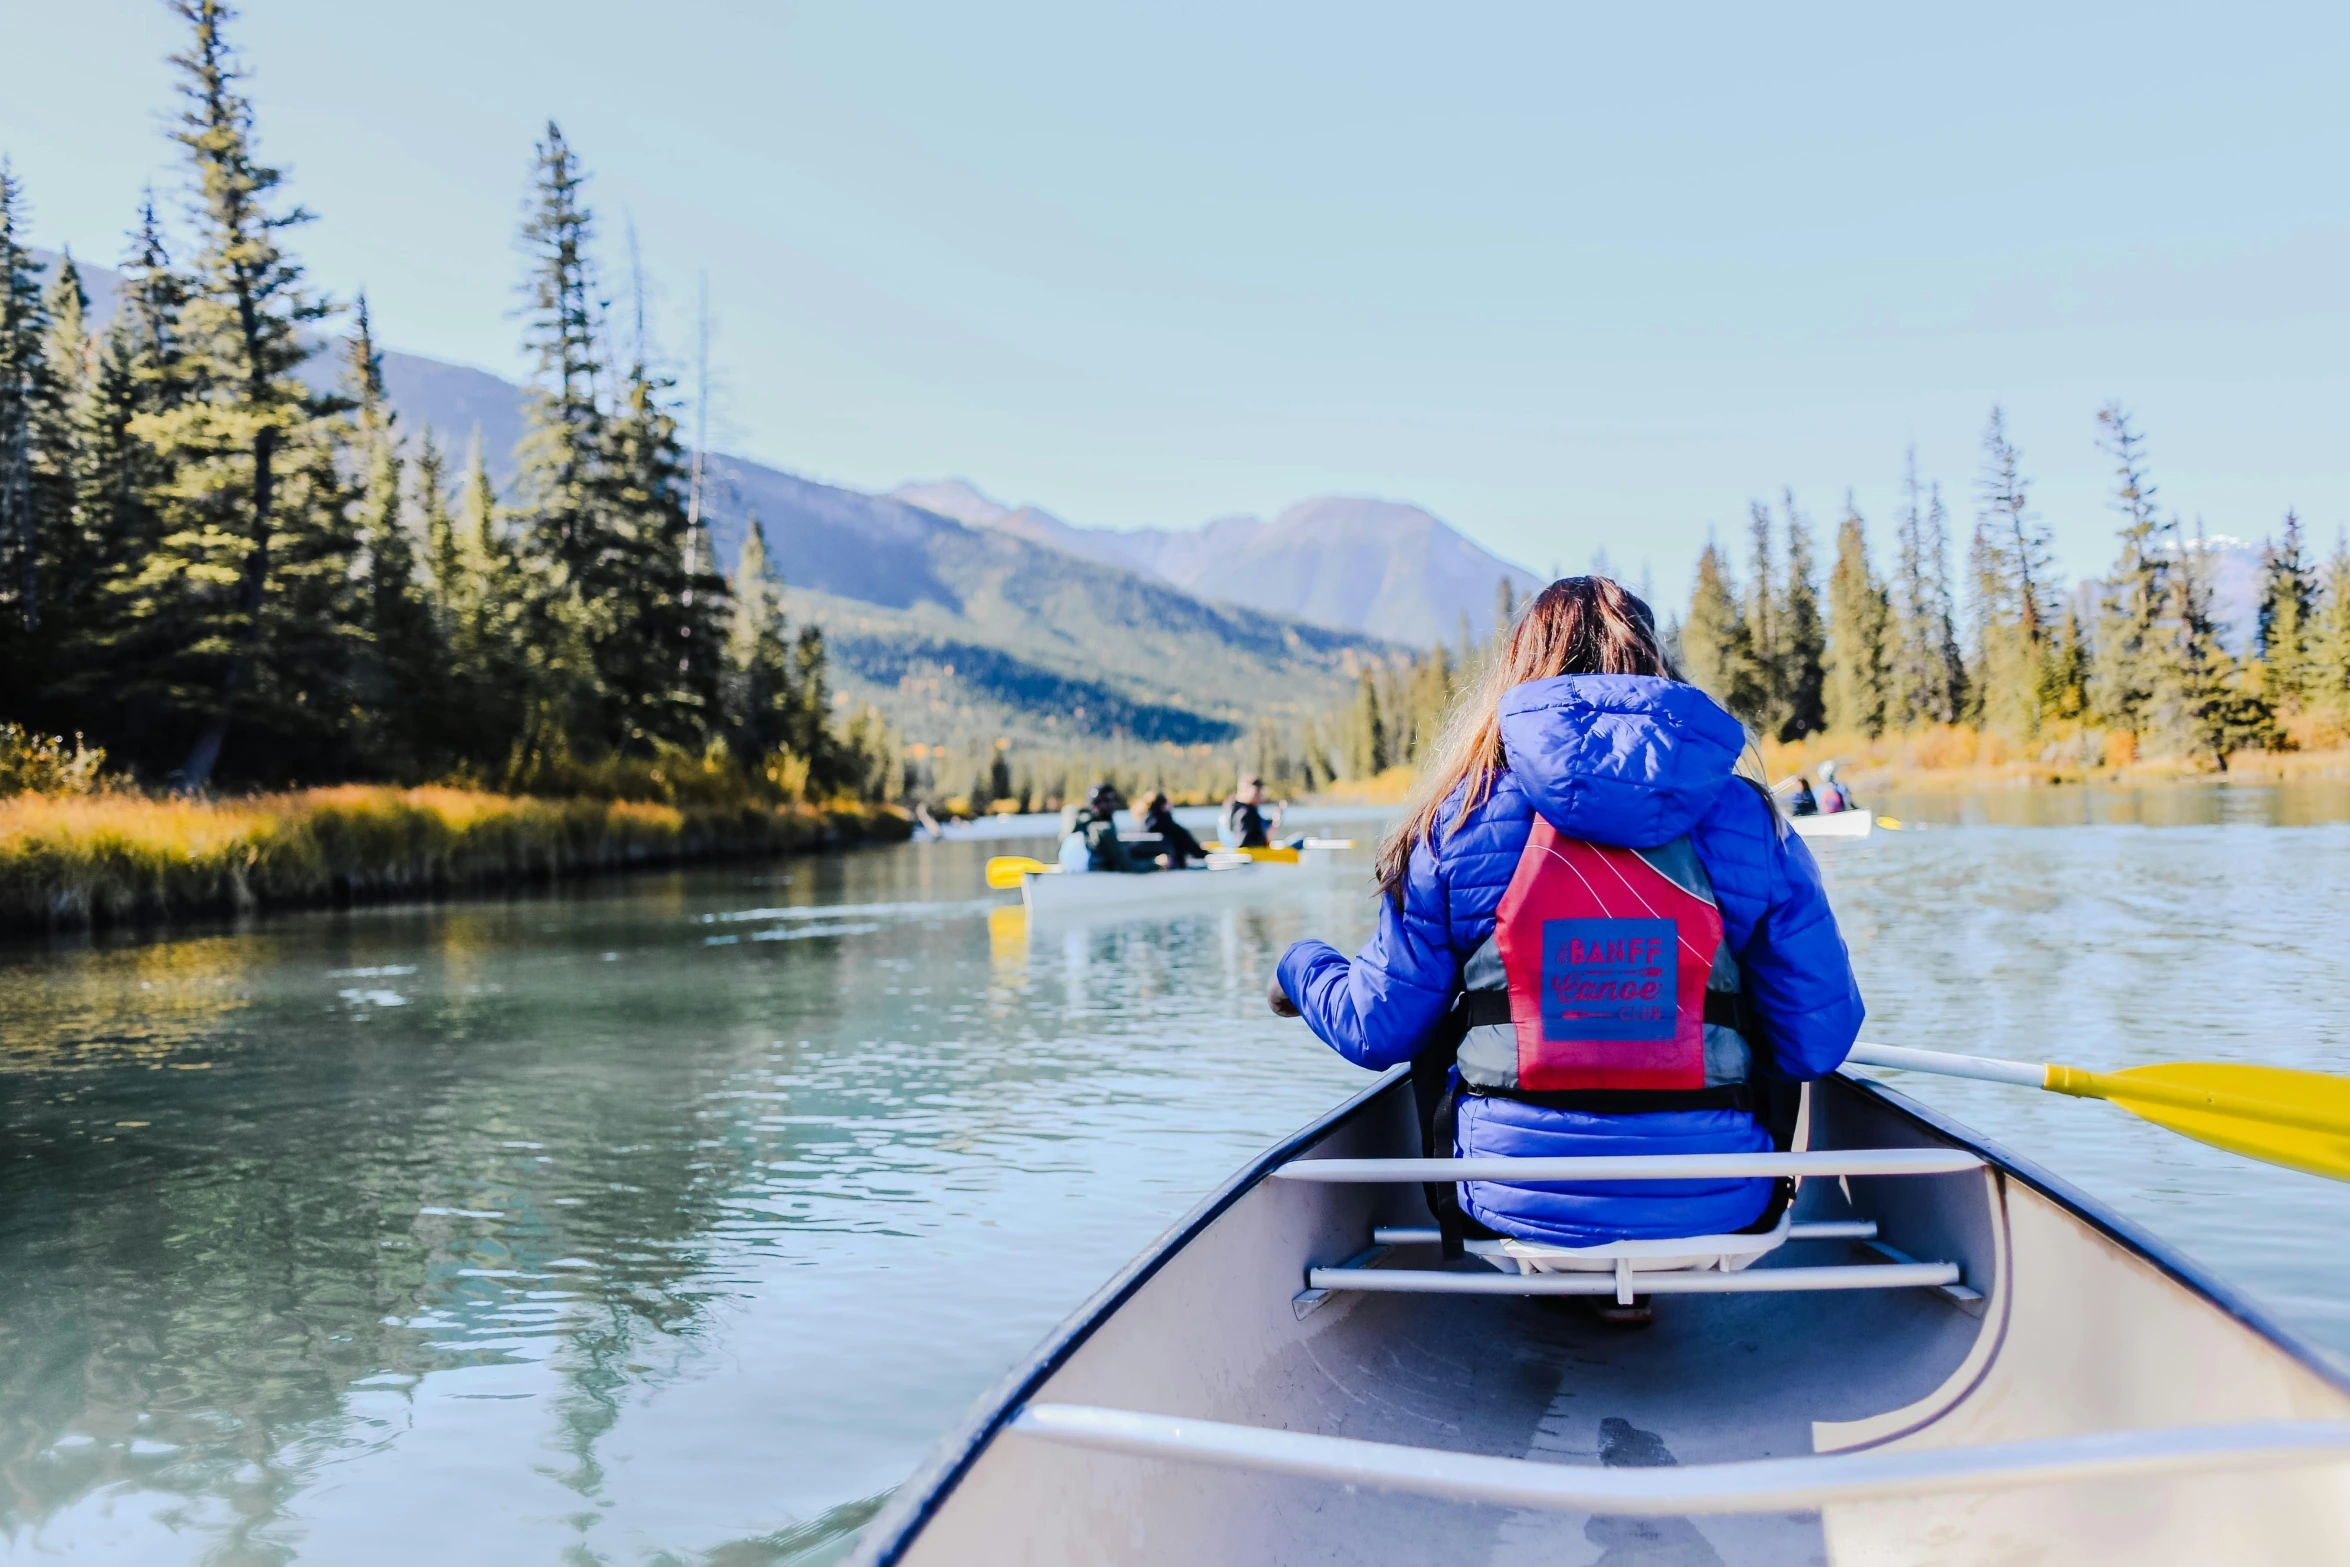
[1017,847,1346,918]
[1790,811,1876,840]
[850,1068,2350,1566]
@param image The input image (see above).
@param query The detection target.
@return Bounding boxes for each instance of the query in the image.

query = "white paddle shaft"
[1848,1041,2047,1089]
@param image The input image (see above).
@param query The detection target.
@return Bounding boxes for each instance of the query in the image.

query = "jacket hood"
[1496,674,1745,847]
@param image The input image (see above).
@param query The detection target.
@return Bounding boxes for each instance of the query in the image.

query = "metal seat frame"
[1276,1148,1985,1312]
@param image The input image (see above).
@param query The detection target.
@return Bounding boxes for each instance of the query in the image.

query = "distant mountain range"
[892,480,1540,649]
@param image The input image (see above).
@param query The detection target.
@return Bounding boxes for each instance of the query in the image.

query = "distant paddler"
[1817,759,1856,814]
[1058,783,1162,874]
[1221,774,1299,851]
[1135,791,1208,869]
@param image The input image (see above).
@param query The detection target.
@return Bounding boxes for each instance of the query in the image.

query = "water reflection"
[0,843,1377,1564]
[4,795,2348,1562]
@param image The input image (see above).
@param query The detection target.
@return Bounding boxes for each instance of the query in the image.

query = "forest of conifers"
[1677,405,2350,768]
[1291,406,2350,792]
[0,2,898,802]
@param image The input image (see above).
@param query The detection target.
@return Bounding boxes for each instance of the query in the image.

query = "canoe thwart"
[1370,1220,1880,1247]
[1305,1261,1963,1297]
[1274,1149,1984,1183]
[1008,1404,2350,1518]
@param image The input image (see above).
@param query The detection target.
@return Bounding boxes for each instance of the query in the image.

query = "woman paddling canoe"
[1269,575,1864,1311]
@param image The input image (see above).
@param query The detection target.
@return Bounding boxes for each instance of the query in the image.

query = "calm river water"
[3,789,2348,1564]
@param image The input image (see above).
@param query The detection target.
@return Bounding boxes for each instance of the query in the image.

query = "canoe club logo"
[1540,918,1675,1041]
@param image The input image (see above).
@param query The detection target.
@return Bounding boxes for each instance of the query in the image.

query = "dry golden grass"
[0,786,911,933]
[1761,725,2350,791]
[1311,766,1417,806]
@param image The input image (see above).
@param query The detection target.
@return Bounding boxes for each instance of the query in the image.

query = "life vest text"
[1540,917,1677,1043]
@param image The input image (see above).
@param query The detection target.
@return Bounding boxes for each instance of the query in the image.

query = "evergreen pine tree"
[1888,452,1930,727]
[515,123,605,578]
[0,163,53,660]
[448,433,527,770]
[345,298,441,775]
[1889,452,1962,728]
[2089,403,2169,738]
[2256,510,2314,715]
[134,0,348,788]
[414,429,460,638]
[1968,406,2055,741]
[31,252,95,657]
[121,194,191,409]
[510,120,610,760]
[723,516,798,764]
[1491,576,1519,655]
[1346,669,1388,778]
[1401,643,1454,763]
[2314,532,2350,728]
[1823,497,1889,737]
[1683,541,1761,724]
[2046,598,2092,725]
[1777,489,1826,740]
[790,623,837,787]
[1743,500,1786,735]
[598,363,727,751]
[46,213,185,741]
[2168,521,2273,763]
[1963,518,1996,728]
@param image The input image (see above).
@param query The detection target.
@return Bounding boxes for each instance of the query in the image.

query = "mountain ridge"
[891,478,1542,647]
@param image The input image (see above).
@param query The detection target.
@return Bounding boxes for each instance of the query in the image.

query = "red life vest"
[1454,819,1753,1098]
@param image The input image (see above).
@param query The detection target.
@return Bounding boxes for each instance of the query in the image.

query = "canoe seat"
[1354,1215,1892,1305]
[1469,1207,1796,1277]
[1278,1150,1982,1311]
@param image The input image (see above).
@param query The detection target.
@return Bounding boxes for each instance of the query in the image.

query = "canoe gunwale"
[1841,1069,2350,1397]
[850,1064,1414,1567]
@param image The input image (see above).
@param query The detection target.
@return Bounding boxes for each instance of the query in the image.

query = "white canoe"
[851,1069,2350,1566]
[1792,811,1876,840]
[1018,847,1349,918]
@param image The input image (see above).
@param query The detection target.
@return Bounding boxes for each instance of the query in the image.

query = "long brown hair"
[1374,576,1677,904]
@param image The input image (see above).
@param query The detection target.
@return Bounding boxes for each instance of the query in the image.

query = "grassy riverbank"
[1297,728,2350,812]
[0,786,912,934]
[1759,726,2350,792]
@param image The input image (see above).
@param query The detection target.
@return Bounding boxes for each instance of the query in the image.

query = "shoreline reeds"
[0,785,912,935]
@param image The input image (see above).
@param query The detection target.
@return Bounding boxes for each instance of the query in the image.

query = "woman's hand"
[1267,973,1300,1018]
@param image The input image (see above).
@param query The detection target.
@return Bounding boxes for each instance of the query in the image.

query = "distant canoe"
[852,1068,2350,1566]
[1014,846,1349,918]
[1792,811,1876,840]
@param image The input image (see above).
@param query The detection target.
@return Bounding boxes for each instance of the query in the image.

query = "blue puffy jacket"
[1277,674,1864,1245]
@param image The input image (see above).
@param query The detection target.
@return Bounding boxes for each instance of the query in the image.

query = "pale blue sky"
[6,1,2348,602]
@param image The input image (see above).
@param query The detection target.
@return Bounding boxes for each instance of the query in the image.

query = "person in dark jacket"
[1137,791,1208,868]
[1221,775,1285,849]
[1069,783,1159,873]
[1269,577,1863,1252]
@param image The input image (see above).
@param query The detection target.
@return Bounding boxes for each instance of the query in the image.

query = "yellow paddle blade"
[1233,845,1300,864]
[1875,816,1904,830]
[2066,1062,2350,1182]
[985,855,1051,889]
